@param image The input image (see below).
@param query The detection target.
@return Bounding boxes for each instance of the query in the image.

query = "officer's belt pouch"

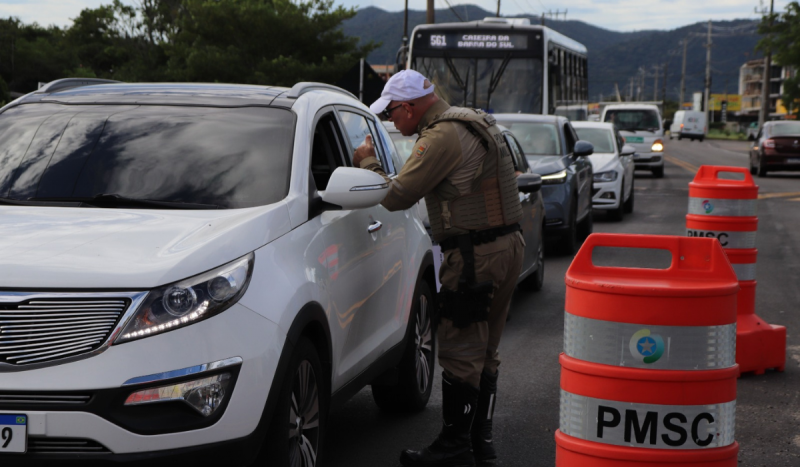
[438,280,493,328]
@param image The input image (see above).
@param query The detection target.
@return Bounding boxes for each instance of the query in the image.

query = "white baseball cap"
[370,70,435,114]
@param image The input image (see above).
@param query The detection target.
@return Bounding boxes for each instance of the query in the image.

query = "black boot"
[471,369,498,462]
[399,373,479,467]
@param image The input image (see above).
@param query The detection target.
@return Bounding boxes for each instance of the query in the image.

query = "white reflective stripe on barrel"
[732,263,756,282]
[559,390,736,450]
[685,229,757,249]
[688,197,757,217]
[563,312,736,370]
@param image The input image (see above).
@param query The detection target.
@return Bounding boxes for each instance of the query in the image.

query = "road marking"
[758,192,800,200]
[663,154,699,174]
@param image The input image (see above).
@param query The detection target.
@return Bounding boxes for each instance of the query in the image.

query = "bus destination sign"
[426,33,528,50]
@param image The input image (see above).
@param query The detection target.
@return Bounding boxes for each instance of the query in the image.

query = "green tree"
[758,1,800,116]
[165,0,377,85]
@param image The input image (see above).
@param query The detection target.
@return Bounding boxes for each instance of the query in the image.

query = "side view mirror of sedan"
[574,140,594,157]
[321,167,389,210]
[620,144,636,157]
[517,173,542,193]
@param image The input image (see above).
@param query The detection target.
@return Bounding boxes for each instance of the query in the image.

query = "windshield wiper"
[0,197,84,207]
[29,194,220,210]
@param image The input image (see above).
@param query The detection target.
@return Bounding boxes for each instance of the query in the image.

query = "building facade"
[739,58,794,119]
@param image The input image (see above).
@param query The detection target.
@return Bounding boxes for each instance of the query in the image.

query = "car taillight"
[763,139,776,149]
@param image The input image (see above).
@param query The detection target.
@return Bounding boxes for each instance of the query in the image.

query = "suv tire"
[623,178,635,214]
[372,278,436,413]
[558,200,580,255]
[263,336,326,467]
[652,166,664,178]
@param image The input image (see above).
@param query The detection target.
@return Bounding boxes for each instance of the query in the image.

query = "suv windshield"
[0,104,295,209]
[500,122,561,156]
[604,109,660,132]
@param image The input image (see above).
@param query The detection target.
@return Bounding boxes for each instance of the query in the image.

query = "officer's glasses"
[382,102,414,120]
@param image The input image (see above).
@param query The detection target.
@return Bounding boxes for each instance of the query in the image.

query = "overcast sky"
[0,0,790,31]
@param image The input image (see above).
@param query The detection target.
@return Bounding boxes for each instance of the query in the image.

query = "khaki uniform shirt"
[358,100,489,212]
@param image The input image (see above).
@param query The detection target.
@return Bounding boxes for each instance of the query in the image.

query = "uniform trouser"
[437,231,525,388]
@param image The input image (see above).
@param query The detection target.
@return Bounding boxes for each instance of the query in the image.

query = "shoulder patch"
[415,142,430,158]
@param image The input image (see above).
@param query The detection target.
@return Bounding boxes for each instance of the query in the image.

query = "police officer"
[353,70,524,467]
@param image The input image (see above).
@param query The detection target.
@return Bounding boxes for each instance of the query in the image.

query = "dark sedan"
[750,121,800,177]
[494,114,594,254]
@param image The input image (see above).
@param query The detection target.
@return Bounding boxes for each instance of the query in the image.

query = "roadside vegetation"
[0,0,376,105]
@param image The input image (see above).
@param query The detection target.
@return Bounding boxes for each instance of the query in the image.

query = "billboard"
[709,94,741,112]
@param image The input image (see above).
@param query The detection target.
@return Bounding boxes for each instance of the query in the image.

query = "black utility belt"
[439,223,521,252]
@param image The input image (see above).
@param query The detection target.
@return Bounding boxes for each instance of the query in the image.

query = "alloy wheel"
[414,294,434,394]
[289,360,320,467]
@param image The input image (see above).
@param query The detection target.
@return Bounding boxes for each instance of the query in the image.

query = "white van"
[601,104,665,178]
[670,110,706,141]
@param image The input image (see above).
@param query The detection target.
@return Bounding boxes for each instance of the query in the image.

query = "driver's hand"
[353,134,376,167]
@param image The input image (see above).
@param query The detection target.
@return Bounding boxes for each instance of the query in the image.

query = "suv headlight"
[541,169,568,184]
[593,171,618,182]
[114,253,254,344]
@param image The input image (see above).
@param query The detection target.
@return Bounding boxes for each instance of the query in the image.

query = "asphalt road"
[321,138,800,467]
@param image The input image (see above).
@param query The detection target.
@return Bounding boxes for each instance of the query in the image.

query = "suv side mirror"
[574,140,594,157]
[620,144,636,156]
[517,173,542,193]
[320,167,389,209]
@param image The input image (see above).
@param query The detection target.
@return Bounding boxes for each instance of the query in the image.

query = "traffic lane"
[664,138,800,466]
[319,140,800,467]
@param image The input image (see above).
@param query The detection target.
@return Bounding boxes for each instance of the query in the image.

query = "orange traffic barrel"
[687,165,785,375]
[557,234,740,467]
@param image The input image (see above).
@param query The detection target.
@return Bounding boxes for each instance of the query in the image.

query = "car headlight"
[651,140,664,152]
[593,171,618,182]
[541,169,568,184]
[114,253,254,344]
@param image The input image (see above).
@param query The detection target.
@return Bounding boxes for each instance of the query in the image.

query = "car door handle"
[367,221,382,234]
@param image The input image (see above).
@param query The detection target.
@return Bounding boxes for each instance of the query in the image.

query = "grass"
[704,130,749,141]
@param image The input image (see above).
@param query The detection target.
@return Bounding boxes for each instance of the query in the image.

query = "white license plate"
[788,158,800,164]
[0,414,27,453]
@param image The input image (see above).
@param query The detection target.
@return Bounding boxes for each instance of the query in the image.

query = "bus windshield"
[414,56,543,114]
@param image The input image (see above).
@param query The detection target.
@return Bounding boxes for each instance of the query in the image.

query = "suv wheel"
[263,337,325,467]
[372,278,435,412]
[758,156,768,177]
[652,166,664,178]
[608,181,625,222]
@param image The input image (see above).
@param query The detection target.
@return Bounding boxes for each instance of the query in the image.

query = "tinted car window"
[503,123,561,156]
[575,128,615,154]
[604,109,660,131]
[769,122,800,137]
[0,104,295,209]
[339,110,374,166]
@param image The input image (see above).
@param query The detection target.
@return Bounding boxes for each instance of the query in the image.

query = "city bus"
[407,17,588,116]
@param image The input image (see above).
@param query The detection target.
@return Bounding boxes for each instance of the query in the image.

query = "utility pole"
[680,39,688,107]
[496,0,500,17]
[427,0,434,24]
[661,61,668,102]
[759,0,775,126]
[704,20,712,127]
[653,65,659,101]
[629,77,634,101]
[615,83,622,102]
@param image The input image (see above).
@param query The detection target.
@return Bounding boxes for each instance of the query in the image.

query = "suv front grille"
[0,299,129,365]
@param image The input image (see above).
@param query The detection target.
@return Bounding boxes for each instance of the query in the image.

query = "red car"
[750,121,800,176]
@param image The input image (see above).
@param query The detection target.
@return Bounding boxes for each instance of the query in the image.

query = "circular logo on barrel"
[702,199,714,214]
[629,329,665,364]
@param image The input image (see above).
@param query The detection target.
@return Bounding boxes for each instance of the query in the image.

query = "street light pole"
[680,39,688,107]
[704,20,712,129]
[759,0,775,126]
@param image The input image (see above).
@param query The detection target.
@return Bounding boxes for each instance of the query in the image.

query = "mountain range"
[341,5,762,103]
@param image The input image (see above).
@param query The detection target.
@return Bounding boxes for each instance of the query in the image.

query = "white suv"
[0,79,436,466]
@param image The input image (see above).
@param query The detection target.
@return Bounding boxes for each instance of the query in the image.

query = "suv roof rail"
[286,82,357,100]
[35,78,122,94]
